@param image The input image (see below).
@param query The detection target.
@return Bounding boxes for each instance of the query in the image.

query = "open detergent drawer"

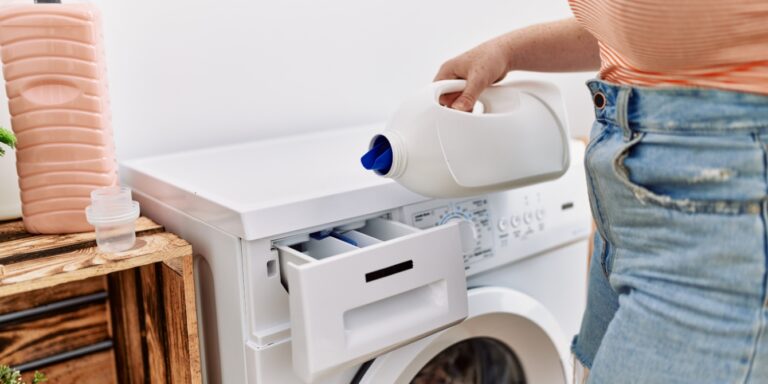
[277,218,468,382]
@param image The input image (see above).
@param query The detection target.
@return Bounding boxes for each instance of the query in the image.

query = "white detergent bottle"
[361,79,571,198]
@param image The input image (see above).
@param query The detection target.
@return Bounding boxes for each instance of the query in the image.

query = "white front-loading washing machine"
[122,124,591,384]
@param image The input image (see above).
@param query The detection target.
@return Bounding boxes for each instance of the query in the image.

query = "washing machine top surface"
[121,124,428,239]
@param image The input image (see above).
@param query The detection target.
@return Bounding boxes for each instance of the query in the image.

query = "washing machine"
[122,124,591,384]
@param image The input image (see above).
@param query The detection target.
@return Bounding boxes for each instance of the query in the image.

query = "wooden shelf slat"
[0,217,164,264]
[0,232,192,297]
[108,269,146,384]
[0,276,106,315]
[0,220,29,243]
[20,349,118,384]
[0,301,110,366]
[162,257,202,384]
[174,254,202,384]
[141,263,169,384]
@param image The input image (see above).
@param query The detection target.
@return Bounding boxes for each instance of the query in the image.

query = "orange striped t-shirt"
[568,0,768,95]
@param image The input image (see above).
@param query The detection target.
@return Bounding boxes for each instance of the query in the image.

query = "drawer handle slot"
[365,260,413,283]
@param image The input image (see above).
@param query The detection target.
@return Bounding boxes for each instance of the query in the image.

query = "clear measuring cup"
[85,186,141,252]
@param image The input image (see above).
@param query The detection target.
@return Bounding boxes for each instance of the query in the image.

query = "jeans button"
[593,92,606,109]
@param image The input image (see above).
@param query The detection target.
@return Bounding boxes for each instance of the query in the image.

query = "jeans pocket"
[585,121,608,154]
[610,131,763,215]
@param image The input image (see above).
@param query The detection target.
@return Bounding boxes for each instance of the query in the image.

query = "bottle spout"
[361,135,393,175]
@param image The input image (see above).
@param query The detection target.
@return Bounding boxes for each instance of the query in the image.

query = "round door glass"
[411,337,526,384]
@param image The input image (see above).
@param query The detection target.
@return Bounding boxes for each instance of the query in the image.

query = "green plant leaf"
[0,127,15,157]
[0,364,22,384]
[31,371,46,384]
[0,365,46,384]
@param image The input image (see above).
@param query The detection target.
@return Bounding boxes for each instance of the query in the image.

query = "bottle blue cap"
[361,136,392,174]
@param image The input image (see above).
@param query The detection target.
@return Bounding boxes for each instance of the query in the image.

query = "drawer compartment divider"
[341,231,381,248]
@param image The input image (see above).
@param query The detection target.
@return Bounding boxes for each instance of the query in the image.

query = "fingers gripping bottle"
[361,80,571,198]
[0,0,117,233]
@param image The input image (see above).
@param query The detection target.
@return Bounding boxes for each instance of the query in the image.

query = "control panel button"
[510,216,521,228]
[523,212,533,224]
[498,218,509,232]
[536,209,545,220]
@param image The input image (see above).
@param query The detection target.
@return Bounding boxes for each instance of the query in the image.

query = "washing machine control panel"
[495,191,550,244]
[397,171,591,276]
[408,198,495,268]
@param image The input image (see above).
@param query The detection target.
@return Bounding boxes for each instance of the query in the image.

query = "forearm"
[498,18,601,72]
[434,17,600,110]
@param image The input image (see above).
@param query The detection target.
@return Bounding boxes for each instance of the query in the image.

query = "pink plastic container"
[0,0,117,233]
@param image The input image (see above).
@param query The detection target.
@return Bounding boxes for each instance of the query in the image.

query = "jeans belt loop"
[616,87,633,141]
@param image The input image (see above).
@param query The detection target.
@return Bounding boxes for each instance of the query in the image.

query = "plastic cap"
[85,186,140,226]
[361,136,393,174]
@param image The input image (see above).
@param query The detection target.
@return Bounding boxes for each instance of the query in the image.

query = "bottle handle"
[428,79,571,189]
[428,79,469,101]
[429,79,569,144]
[429,79,542,115]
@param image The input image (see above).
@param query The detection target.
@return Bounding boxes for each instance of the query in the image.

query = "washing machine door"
[352,287,570,384]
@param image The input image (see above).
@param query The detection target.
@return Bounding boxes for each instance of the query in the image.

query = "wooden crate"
[0,217,201,384]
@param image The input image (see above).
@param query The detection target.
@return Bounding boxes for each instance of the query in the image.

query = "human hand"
[434,39,511,112]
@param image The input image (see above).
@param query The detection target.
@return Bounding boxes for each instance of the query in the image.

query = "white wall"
[2,1,598,160]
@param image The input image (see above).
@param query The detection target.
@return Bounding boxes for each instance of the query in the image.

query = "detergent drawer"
[277,218,468,383]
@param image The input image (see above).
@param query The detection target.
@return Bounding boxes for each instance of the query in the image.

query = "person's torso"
[569,0,768,95]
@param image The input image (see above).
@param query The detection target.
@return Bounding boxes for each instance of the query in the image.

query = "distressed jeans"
[571,79,768,383]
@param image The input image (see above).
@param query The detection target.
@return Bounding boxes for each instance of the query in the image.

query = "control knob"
[445,217,478,253]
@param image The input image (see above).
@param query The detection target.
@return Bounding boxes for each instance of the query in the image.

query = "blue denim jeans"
[571,79,768,383]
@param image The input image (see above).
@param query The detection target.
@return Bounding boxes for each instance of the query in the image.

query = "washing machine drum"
[412,337,525,383]
[353,287,569,384]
